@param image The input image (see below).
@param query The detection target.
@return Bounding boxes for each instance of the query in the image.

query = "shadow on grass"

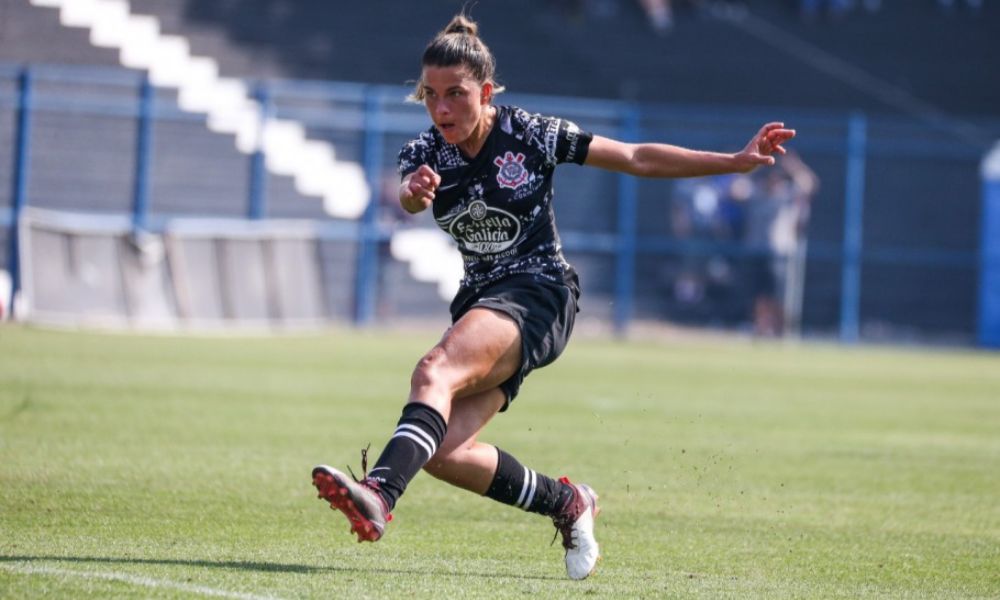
[0,554,563,581]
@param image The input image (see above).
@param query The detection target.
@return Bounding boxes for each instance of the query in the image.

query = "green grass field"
[1,325,998,599]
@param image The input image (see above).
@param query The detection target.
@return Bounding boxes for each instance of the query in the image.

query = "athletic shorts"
[449,269,581,411]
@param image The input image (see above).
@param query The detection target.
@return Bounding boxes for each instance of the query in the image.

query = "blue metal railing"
[355,88,386,327]
[613,105,641,335]
[840,112,867,344]
[247,82,272,221]
[2,62,996,341]
[8,68,34,317]
[131,74,155,231]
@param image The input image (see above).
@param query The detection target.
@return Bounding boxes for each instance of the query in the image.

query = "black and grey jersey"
[397,105,593,292]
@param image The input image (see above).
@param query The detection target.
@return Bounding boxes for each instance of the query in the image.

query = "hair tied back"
[409,13,503,103]
[444,15,478,37]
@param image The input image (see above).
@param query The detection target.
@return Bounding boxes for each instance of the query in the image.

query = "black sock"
[484,448,573,517]
[367,403,447,511]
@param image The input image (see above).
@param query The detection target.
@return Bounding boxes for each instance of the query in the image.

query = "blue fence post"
[840,112,867,344]
[354,87,383,326]
[248,82,271,220]
[978,141,1000,348]
[7,67,33,319]
[613,104,641,337]
[132,73,154,231]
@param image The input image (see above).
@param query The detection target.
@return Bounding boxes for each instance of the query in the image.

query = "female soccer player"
[313,14,795,580]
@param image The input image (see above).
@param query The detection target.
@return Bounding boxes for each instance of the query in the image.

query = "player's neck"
[457,105,497,159]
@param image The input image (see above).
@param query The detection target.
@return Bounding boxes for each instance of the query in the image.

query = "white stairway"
[28,0,369,219]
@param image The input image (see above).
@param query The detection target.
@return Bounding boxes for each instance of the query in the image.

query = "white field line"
[0,563,285,600]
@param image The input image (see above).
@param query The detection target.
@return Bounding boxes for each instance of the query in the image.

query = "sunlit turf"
[1,325,998,598]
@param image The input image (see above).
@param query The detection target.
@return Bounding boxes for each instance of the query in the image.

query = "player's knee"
[410,346,450,392]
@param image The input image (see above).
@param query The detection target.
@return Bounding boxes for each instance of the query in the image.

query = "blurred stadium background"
[2,0,999,347]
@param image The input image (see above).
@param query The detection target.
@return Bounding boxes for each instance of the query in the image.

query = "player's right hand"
[400,164,441,213]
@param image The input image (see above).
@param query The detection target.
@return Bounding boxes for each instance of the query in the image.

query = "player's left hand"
[735,122,796,172]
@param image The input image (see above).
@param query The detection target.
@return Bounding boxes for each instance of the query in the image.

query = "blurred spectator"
[739,151,818,337]
[666,174,747,324]
[665,155,817,335]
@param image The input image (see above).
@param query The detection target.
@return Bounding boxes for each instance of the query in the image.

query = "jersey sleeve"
[550,118,593,166]
[515,109,593,166]
[397,131,437,177]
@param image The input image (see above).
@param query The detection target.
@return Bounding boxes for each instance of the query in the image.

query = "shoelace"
[344,443,394,523]
[346,443,372,483]
[551,515,578,550]
[550,482,580,550]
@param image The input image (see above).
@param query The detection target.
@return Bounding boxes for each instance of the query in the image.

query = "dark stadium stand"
[5,0,996,137]
[139,0,1000,119]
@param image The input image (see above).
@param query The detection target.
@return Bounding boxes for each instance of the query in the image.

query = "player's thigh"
[425,307,522,398]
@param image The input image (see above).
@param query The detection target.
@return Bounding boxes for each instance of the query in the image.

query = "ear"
[480,82,493,105]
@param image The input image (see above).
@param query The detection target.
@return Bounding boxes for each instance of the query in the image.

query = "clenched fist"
[400,164,442,214]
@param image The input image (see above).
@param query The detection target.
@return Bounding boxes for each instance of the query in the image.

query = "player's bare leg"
[424,387,601,580]
[314,309,519,537]
[422,387,506,493]
[314,308,599,577]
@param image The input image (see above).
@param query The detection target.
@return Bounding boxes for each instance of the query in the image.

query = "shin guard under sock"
[367,403,447,511]
[484,448,573,516]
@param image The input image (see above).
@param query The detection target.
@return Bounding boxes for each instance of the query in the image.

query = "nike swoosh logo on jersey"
[438,183,459,191]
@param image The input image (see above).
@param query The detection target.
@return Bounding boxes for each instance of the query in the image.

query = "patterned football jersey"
[397,105,593,291]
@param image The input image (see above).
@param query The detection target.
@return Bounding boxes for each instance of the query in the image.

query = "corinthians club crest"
[494,151,529,190]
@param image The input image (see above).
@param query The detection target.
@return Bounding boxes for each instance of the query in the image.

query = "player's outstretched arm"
[400,164,441,214]
[584,122,796,178]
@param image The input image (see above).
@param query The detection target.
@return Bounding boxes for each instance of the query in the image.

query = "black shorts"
[449,270,581,411]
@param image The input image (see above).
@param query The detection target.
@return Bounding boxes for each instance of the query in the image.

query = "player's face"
[421,65,491,146]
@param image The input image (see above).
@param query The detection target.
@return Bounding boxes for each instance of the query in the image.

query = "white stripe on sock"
[392,430,434,458]
[515,466,531,508]
[395,423,438,456]
[523,469,538,510]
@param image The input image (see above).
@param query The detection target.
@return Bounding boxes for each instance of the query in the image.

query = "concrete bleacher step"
[0,0,318,219]
[0,0,121,66]
[21,0,369,218]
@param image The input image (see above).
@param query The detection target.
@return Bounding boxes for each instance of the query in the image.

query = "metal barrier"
[2,63,996,343]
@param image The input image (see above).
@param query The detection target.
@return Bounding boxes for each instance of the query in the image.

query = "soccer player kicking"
[313,14,794,580]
